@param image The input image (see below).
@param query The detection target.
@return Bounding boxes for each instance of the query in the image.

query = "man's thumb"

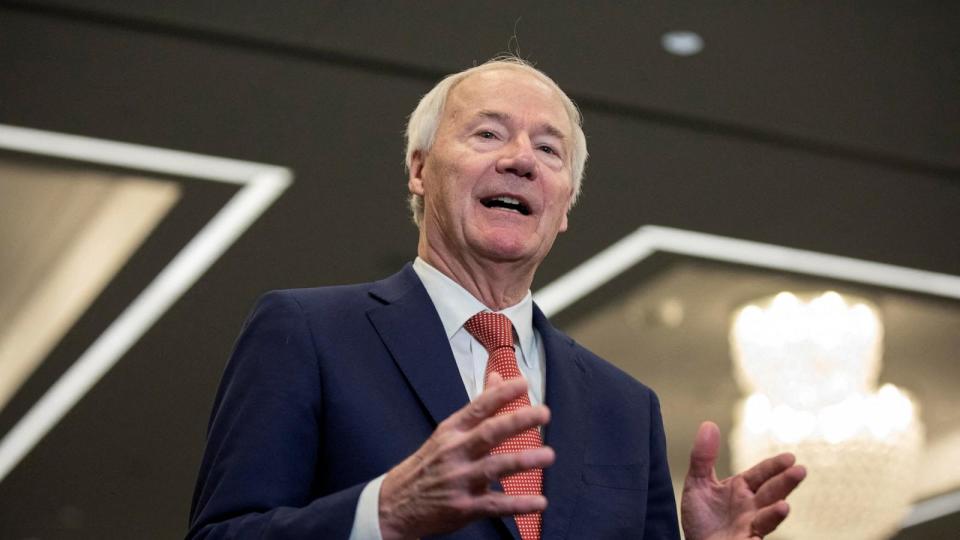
[687,421,721,480]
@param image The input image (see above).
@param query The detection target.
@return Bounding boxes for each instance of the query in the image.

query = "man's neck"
[418,245,535,311]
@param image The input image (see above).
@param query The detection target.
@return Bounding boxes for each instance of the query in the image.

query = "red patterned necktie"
[464,312,543,540]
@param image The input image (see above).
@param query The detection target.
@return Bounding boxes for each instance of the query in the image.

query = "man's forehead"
[444,68,571,133]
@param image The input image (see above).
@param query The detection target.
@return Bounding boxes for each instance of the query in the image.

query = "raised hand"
[378,373,554,540]
[681,422,806,540]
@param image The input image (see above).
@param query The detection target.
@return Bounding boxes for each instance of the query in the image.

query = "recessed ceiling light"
[661,30,704,56]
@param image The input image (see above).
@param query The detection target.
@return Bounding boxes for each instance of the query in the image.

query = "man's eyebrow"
[476,110,509,123]
[540,123,568,141]
[474,110,567,141]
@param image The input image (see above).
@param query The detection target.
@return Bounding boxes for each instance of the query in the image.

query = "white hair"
[404,57,588,226]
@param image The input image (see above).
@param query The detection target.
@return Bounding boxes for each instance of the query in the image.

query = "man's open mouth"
[481,195,530,216]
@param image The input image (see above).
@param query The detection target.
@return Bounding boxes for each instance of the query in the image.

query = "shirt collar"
[412,257,536,364]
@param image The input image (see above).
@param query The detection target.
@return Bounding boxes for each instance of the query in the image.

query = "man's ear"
[408,150,426,196]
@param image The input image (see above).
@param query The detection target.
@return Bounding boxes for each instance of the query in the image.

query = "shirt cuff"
[349,473,386,540]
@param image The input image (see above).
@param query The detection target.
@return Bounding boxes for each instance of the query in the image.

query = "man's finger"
[686,421,721,480]
[754,465,806,507]
[470,446,556,488]
[462,404,550,457]
[471,492,549,519]
[485,371,505,388]
[750,500,790,537]
[741,452,797,493]
[450,378,529,430]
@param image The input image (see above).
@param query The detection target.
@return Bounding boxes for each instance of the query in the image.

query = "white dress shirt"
[349,258,546,540]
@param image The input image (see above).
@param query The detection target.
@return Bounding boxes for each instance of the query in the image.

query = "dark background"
[1,2,958,538]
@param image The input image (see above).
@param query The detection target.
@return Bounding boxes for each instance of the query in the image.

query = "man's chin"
[472,239,543,266]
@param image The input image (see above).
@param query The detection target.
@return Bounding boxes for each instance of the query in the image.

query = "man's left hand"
[680,421,806,540]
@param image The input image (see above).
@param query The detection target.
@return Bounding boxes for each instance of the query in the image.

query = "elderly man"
[188,58,804,539]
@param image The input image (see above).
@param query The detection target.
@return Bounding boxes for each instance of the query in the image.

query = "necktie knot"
[464,312,514,352]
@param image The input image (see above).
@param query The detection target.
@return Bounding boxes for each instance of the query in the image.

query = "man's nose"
[495,136,538,180]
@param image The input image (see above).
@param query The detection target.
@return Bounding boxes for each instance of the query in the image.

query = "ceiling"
[1,2,958,538]
[0,157,180,410]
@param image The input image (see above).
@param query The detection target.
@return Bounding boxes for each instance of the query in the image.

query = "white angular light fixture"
[730,292,924,540]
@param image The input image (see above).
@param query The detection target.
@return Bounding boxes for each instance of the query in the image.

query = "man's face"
[409,68,574,270]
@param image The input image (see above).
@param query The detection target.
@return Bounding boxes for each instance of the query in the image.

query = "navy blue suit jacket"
[188,265,680,539]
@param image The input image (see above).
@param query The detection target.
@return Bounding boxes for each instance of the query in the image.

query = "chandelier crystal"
[729,291,924,540]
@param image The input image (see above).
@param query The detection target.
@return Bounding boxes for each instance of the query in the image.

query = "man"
[188,58,804,539]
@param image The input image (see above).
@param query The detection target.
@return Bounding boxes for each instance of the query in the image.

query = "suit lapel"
[366,265,470,427]
[369,267,521,540]
[536,306,587,540]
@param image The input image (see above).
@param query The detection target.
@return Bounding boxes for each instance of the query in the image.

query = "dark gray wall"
[1,2,957,537]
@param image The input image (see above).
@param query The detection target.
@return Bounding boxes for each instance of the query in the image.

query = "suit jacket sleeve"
[644,390,681,539]
[187,291,364,539]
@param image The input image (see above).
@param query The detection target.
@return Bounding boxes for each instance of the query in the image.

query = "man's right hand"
[378,373,554,540]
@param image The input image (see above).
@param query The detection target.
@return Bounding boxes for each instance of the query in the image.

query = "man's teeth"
[483,196,529,215]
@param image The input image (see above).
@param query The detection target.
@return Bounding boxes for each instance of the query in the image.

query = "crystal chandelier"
[729,291,924,540]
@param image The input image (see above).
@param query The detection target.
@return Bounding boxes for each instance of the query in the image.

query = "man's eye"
[539,145,558,156]
[477,131,497,139]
